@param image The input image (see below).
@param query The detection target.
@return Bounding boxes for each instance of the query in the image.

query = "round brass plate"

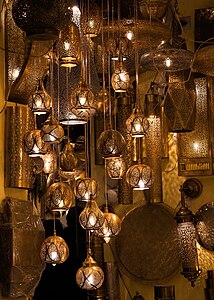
[113,203,181,284]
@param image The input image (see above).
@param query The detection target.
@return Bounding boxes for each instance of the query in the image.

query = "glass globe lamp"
[28,80,51,115]
[40,231,69,265]
[97,129,127,159]
[126,108,150,137]
[23,129,48,157]
[126,163,152,190]
[71,79,97,119]
[75,177,98,201]
[79,199,104,230]
[96,210,121,243]
[58,141,82,180]
[111,60,130,93]
[58,22,81,68]
[106,157,126,179]
[46,181,74,212]
[41,113,64,144]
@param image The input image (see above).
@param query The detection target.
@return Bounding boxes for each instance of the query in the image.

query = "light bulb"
[165,57,171,67]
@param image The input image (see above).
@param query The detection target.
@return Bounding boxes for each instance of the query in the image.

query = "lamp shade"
[28,80,51,115]
[79,200,104,230]
[107,157,126,179]
[97,129,127,159]
[126,163,152,190]
[138,0,171,20]
[126,108,150,138]
[75,177,98,200]
[23,129,48,157]
[41,114,64,144]
[76,251,104,290]
[96,211,121,243]
[81,0,101,38]
[46,181,74,212]
[40,232,69,264]
[111,61,130,93]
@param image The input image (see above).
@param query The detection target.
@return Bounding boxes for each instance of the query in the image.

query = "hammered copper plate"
[114,203,181,283]
[195,202,214,252]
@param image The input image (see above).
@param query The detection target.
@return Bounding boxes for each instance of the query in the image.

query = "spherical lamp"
[111,60,130,93]
[126,108,150,138]
[96,210,121,243]
[126,163,152,190]
[75,177,98,201]
[23,129,48,157]
[106,157,126,179]
[41,114,64,144]
[79,200,104,230]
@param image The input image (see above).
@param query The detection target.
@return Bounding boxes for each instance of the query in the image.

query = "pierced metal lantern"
[41,114,64,144]
[175,188,202,287]
[107,36,133,60]
[76,249,104,290]
[71,79,97,119]
[40,231,69,265]
[126,163,152,190]
[193,45,214,77]
[28,80,51,115]
[126,108,150,138]
[58,141,81,180]
[97,129,127,159]
[106,157,126,179]
[46,181,74,212]
[111,60,130,93]
[12,0,64,40]
[23,129,48,157]
[81,0,101,38]
[58,22,81,68]
[96,87,109,112]
[42,147,57,174]
[140,45,194,72]
[138,0,171,20]
[75,178,98,200]
[96,210,121,243]
[79,200,104,230]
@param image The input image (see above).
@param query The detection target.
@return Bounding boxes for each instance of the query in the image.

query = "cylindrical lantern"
[5,106,35,189]
[164,69,196,132]
[81,0,101,38]
[175,188,202,287]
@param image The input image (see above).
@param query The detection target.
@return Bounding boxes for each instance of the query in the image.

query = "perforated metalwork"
[193,45,214,77]
[111,62,130,93]
[178,76,212,176]
[165,70,196,132]
[138,0,171,20]
[107,157,126,179]
[95,212,121,243]
[23,129,48,157]
[75,178,98,200]
[81,0,101,38]
[79,200,104,230]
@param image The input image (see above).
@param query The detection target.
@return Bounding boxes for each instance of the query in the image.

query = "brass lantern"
[106,157,126,179]
[42,146,57,174]
[76,249,104,290]
[58,22,81,68]
[46,181,74,212]
[41,113,64,144]
[97,129,127,160]
[111,58,130,93]
[175,186,202,287]
[126,108,149,138]
[126,163,152,190]
[28,80,51,115]
[107,36,133,61]
[71,78,97,119]
[23,129,48,157]
[96,209,121,243]
[75,177,98,201]
[79,199,104,230]
[40,230,69,265]
[81,0,101,38]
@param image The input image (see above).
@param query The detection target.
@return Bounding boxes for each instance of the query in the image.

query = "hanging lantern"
[96,210,121,243]
[75,177,98,201]
[106,157,126,179]
[71,78,97,119]
[126,108,149,138]
[79,199,104,230]
[107,36,133,60]
[46,181,74,212]
[23,129,48,157]
[111,59,130,93]
[126,163,152,190]
[96,87,109,112]
[41,113,64,144]
[40,231,69,265]
[140,44,194,73]
[28,80,51,115]
[81,0,101,38]
[58,140,82,179]
[97,129,127,159]
[58,22,81,68]
[175,186,202,287]
[42,146,57,174]
[76,249,104,290]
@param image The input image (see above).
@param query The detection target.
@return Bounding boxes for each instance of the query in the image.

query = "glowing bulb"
[50,251,58,261]
[79,96,87,106]
[64,41,70,51]
[12,68,20,80]
[125,30,134,41]
[193,141,200,151]
[134,121,141,132]
[165,57,171,67]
